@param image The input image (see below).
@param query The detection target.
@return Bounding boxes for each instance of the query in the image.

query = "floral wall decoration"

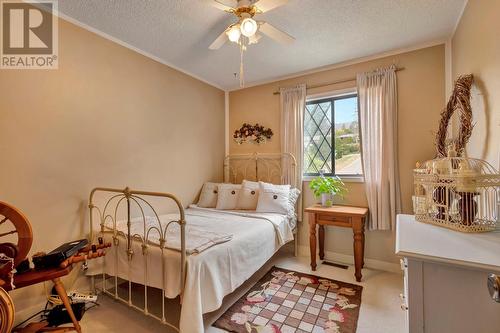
[233,123,274,144]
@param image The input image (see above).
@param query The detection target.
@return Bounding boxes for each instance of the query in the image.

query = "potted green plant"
[309,174,347,207]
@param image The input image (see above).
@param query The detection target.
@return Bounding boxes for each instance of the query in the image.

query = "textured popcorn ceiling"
[57,0,466,90]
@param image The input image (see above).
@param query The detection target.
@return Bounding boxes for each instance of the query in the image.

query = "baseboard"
[297,245,401,274]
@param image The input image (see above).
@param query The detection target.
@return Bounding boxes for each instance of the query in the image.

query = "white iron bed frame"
[88,152,299,332]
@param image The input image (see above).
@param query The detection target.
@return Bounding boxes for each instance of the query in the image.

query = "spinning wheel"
[0,201,33,270]
[0,201,34,333]
[0,201,107,333]
[0,288,13,333]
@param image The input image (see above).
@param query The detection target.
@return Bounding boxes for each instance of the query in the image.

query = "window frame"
[303,92,363,179]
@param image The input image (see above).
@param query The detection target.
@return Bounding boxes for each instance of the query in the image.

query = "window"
[303,93,362,177]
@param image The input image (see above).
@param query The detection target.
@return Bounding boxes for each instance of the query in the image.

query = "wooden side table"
[305,204,369,282]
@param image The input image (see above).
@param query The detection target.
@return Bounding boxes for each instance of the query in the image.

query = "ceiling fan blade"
[248,33,262,45]
[211,0,237,12]
[253,0,288,13]
[259,22,294,44]
[209,30,229,50]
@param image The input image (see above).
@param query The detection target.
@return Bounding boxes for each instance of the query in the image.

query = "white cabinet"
[396,214,500,333]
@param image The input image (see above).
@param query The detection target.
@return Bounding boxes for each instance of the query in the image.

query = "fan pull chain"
[239,42,245,88]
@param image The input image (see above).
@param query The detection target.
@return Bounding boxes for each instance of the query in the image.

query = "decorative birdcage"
[413,74,499,232]
[413,157,500,232]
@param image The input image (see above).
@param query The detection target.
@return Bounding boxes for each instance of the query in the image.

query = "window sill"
[302,175,364,183]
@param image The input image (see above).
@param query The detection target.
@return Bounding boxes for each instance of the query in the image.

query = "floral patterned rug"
[213,266,363,333]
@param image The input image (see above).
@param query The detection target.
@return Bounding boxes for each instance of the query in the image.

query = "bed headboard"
[223,152,298,188]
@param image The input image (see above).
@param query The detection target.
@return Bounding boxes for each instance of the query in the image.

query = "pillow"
[256,182,291,214]
[236,180,260,210]
[289,187,301,207]
[216,184,242,210]
[242,179,259,188]
[197,182,220,208]
[287,187,301,218]
[259,181,290,192]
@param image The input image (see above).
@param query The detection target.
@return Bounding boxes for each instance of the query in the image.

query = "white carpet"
[79,252,405,333]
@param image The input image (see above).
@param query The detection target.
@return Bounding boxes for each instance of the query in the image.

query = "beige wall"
[229,45,445,264]
[0,18,224,312]
[452,0,500,168]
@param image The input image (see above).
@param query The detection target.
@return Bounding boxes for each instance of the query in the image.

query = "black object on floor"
[322,260,349,269]
[47,303,85,327]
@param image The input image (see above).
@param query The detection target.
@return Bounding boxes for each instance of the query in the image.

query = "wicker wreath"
[435,74,474,157]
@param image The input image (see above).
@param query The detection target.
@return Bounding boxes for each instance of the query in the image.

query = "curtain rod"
[272,67,405,95]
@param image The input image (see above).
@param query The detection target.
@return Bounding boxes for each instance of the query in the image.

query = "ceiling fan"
[209,0,294,50]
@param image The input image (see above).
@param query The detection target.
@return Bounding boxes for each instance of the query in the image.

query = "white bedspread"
[121,214,233,254]
[91,206,294,333]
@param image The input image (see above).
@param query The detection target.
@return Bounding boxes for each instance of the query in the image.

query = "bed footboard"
[88,187,186,331]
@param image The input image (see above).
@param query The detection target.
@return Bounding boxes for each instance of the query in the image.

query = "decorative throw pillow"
[256,182,291,214]
[287,187,301,218]
[289,187,301,207]
[259,181,291,192]
[236,180,260,210]
[216,184,242,210]
[242,179,259,188]
[197,182,220,208]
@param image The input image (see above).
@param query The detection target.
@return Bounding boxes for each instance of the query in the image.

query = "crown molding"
[31,0,459,94]
[228,39,448,91]
[31,1,226,91]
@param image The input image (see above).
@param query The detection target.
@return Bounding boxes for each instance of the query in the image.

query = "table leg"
[318,225,325,260]
[352,217,365,282]
[361,219,365,268]
[52,278,82,333]
[309,213,317,271]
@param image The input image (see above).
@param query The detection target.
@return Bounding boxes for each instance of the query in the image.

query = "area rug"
[213,266,363,333]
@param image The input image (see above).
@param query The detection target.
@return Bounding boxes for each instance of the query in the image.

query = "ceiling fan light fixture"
[240,18,258,37]
[226,25,241,43]
[209,0,294,87]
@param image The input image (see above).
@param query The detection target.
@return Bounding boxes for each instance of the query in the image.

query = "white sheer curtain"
[280,84,306,218]
[357,66,401,230]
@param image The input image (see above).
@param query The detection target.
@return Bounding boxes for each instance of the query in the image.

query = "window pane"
[303,100,333,174]
[334,97,362,175]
